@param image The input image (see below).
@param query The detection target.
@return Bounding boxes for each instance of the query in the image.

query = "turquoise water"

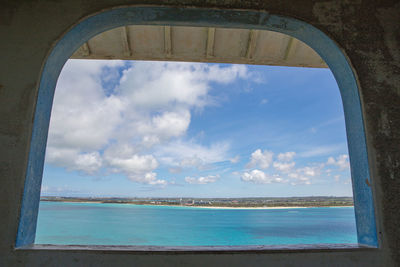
[35,201,357,246]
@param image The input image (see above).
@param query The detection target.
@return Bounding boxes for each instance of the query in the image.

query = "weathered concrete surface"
[71,25,327,67]
[0,0,399,266]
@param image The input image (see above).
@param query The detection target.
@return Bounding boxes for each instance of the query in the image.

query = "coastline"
[180,205,353,209]
[41,200,353,210]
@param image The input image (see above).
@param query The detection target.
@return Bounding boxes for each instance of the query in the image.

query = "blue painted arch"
[17,6,378,248]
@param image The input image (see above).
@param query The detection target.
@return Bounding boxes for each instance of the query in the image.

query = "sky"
[40,59,353,198]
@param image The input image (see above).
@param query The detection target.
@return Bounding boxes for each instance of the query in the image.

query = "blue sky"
[41,60,352,198]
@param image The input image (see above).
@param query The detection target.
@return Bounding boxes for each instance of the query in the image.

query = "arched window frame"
[16,6,378,249]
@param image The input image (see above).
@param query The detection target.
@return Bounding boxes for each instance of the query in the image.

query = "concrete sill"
[16,243,377,254]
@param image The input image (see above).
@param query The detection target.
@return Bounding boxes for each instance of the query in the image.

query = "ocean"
[35,201,357,246]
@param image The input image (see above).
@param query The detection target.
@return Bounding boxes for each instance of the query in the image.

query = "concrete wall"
[0,1,399,266]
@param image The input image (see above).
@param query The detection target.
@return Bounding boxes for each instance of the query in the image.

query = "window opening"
[36,26,356,246]
[16,7,377,249]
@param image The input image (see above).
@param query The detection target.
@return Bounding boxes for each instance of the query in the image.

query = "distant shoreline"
[40,196,354,209]
[155,205,354,210]
[40,199,353,209]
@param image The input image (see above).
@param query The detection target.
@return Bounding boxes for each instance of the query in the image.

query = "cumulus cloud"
[130,172,167,186]
[47,59,349,189]
[46,148,103,174]
[273,161,295,172]
[48,60,125,150]
[107,154,158,175]
[46,60,247,185]
[246,149,274,169]
[119,62,247,110]
[327,154,350,171]
[287,165,324,185]
[185,175,220,184]
[277,152,296,162]
[241,170,284,184]
[101,143,167,185]
[133,110,191,147]
[239,148,329,186]
[241,164,321,186]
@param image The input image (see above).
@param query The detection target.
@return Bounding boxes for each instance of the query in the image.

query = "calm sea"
[35,201,357,246]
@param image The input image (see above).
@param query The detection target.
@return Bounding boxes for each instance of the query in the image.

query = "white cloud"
[133,110,191,147]
[156,140,230,170]
[239,148,349,186]
[103,147,167,185]
[273,161,295,172]
[299,166,321,177]
[46,147,103,174]
[119,62,247,110]
[48,60,125,151]
[45,60,126,174]
[246,149,274,169]
[273,152,296,173]
[326,154,350,171]
[46,60,247,185]
[230,155,240,164]
[287,165,324,185]
[73,152,103,174]
[240,164,321,186]
[277,152,296,162]
[240,149,315,185]
[185,175,220,184]
[299,145,342,157]
[241,170,284,184]
[152,111,190,137]
[205,64,248,84]
[129,172,167,186]
[168,167,183,174]
[106,154,158,175]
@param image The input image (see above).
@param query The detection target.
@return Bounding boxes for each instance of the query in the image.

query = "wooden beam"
[206,27,215,58]
[245,30,259,59]
[121,26,131,57]
[164,26,172,57]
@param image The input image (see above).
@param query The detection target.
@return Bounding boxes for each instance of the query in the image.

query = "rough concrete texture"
[70,25,327,67]
[0,0,399,266]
